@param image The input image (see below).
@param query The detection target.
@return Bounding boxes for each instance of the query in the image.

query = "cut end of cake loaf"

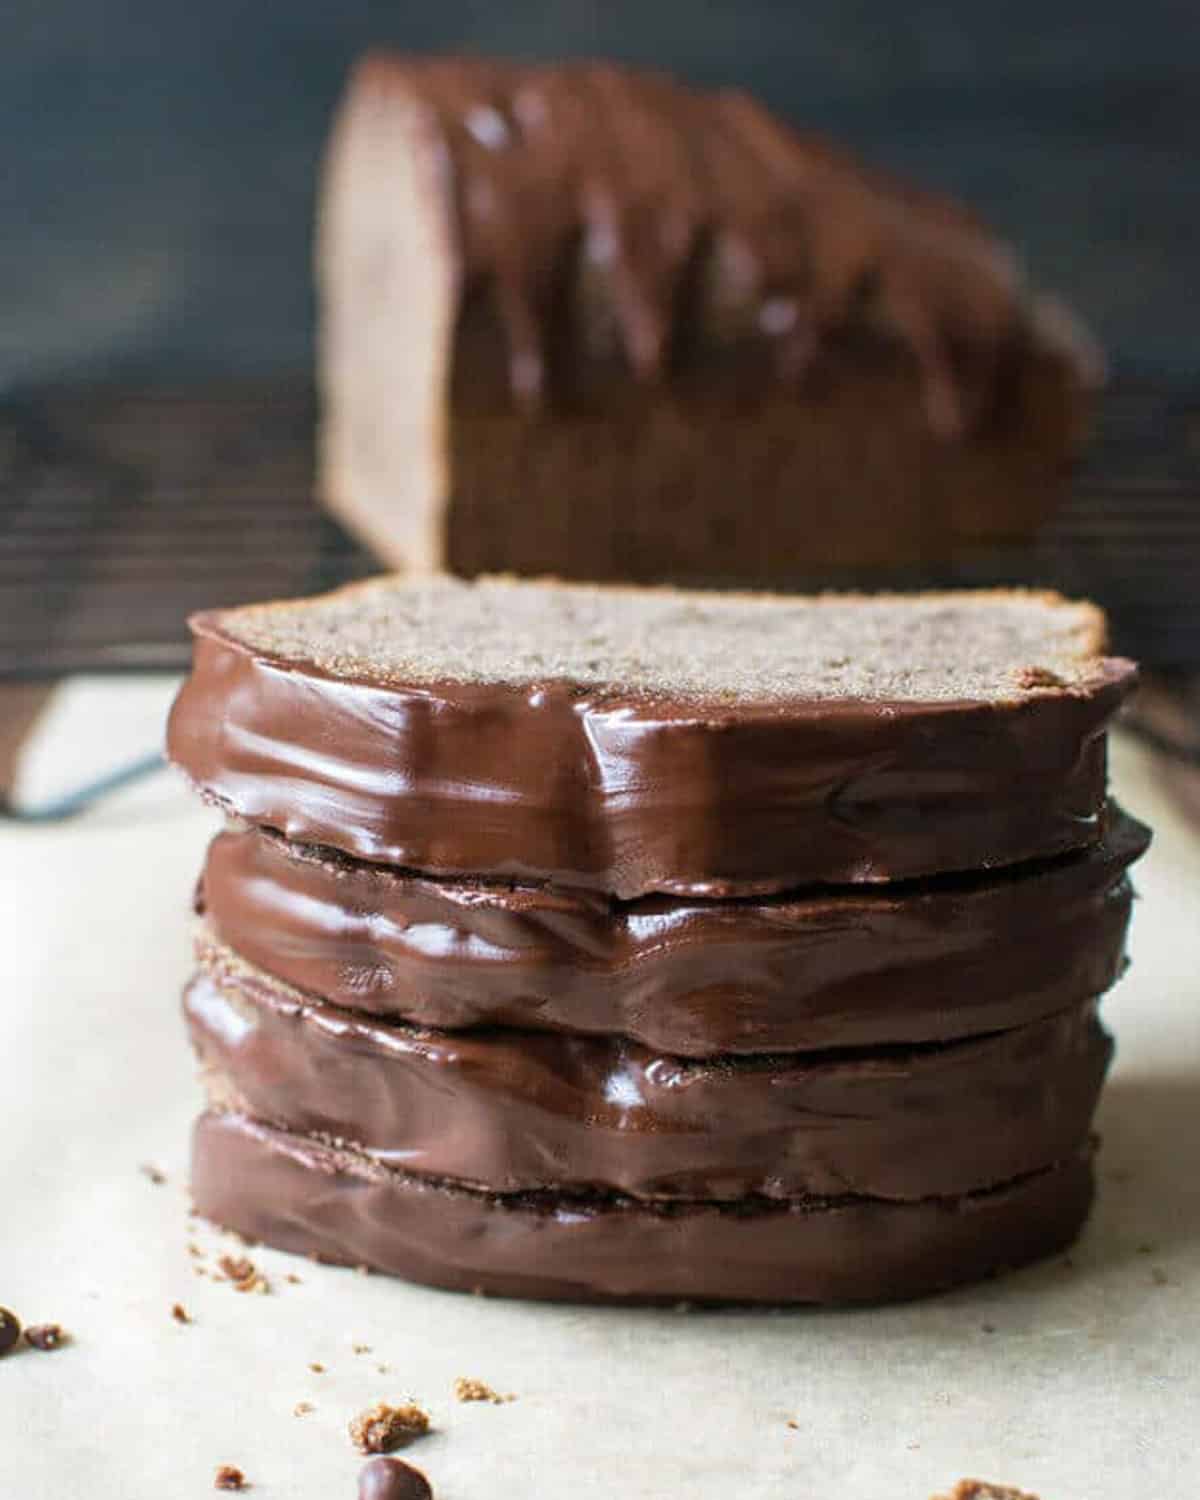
[200,575,1121,705]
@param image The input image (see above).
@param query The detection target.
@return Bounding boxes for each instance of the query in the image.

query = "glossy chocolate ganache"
[190,935,1111,1203]
[193,1112,1096,1305]
[332,55,1099,437]
[198,812,1147,1055]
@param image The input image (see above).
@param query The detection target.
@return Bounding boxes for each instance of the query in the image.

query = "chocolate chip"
[0,1308,21,1357]
[358,1457,433,1500]
[24,1323,66,1351]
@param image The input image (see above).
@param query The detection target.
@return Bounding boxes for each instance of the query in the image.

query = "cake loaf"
[167,576,1136,899]
[318,54,1099,585]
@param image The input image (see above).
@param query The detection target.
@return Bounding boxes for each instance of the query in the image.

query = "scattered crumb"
[931,1483,1040,1500]
[171,1303,192,1325]
[285,1273,303,1285]
[188,1243,206,1259]
[353,1343,373,1355]
[785,1419,799,1431]
[309,1362,326,1374]
[981,1322,997,1335]
[214,1464,249,1491]
[140,1164,167,1185]
[294,1401,315,1417]
[349,1402,431,1454]
[377,1364,391,1376]
[453,1376,513,1404]
[24,1324,67,1352]
[217,1254,270,1295]
[1152,1267,1170,1287]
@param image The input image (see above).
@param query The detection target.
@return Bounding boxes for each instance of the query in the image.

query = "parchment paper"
[3,677,1196,1499]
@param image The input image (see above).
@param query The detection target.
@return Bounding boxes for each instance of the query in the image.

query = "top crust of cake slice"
[207,574,1114,707]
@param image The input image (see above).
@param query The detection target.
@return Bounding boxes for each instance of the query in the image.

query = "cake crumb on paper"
[171,1303,192,1325]
[24,1323,67,1352]
[349,1402,431,1454]
[931,1482,1041,1500]
[217,1254,270,1295]
[294,1401,315,1417]
[214,1465,249,1491]
[453,1376,513,1404]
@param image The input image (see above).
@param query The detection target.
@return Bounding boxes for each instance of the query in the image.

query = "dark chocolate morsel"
[358,1458,434,1500]
[0,1308,20,1357]
[23,1323,66,1352]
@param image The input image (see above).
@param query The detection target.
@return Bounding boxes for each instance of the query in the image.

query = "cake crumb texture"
[212,575,1111,704]
[349,1401,432,1454]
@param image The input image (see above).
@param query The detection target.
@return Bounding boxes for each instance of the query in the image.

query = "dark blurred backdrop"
[4,1,1198,392]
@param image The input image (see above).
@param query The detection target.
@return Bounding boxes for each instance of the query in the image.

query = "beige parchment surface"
[2,677,1196,1500]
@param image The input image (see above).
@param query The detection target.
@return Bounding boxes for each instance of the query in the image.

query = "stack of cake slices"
[168,576,1148,1304]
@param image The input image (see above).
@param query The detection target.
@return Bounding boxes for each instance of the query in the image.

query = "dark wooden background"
[4,1,1198,391]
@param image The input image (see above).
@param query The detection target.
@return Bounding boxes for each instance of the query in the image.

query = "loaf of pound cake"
[318,54,1100,585]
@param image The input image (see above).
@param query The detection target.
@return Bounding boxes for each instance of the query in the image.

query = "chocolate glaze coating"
[187,942,1111,1202]
[340,56,1098,437]
[168,621,1134,898]
[191,1112,1095,1305]
[198,813,1147,1054]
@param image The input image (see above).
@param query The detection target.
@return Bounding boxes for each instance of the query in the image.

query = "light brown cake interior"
[210,575,1111,705]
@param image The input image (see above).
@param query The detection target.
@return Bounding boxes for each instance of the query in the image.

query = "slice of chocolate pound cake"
[167,575,1135,898]
[196,811,1148,1054]
[168,575,1149,1304]
[191,1112,1096,1306]
[188,934,1112,1204]
[317,54,1100,586]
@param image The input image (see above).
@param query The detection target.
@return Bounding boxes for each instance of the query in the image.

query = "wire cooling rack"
[1,373,1198,679]
[0,379,373,679]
